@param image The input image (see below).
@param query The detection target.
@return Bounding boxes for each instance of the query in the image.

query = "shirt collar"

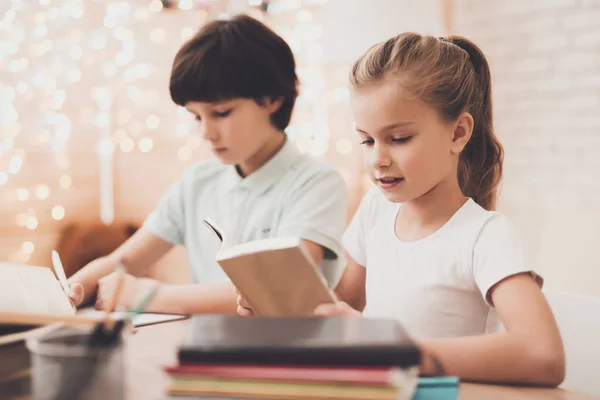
[222,136,300,195]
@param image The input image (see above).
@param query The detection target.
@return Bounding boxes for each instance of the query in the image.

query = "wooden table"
[126,320,598,400]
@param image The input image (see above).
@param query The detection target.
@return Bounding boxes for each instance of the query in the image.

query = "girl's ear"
[450,112,474,154]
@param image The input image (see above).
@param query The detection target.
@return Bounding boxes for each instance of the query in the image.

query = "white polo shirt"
[143,138,347,287]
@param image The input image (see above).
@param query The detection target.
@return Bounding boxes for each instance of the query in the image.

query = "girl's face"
[351,82,471,204]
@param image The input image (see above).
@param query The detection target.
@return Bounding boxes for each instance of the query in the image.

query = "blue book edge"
[417,376,460,388]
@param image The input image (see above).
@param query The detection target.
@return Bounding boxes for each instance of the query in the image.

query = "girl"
[238,33,565,386]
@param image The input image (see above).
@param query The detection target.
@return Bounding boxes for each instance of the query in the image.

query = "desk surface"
[126,320,597,400]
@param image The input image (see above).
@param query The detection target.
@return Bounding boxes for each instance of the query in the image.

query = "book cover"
[178,316,421,368]
[203,219,336,317]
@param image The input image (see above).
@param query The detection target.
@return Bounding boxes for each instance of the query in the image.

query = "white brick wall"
[456,0,600,300]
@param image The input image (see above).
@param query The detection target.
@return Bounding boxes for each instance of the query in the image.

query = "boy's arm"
[97,239,325,315]
[68,228,173,306]
[419,273,565,386]
[141,282,239,315]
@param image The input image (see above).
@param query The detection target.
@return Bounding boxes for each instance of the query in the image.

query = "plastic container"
[26,325,124,400]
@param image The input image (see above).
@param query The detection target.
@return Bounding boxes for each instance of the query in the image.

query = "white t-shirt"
[143,138,347,287]
[343,188,542,339]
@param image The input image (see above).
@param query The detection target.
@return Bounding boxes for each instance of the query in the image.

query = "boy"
[68,15,347,314]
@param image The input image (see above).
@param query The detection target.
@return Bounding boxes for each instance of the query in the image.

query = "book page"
[0,263,74,315]
[217,236,301,261]
[203,218,226,247]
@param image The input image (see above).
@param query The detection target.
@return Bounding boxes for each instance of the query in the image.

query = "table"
[126,320,597,400]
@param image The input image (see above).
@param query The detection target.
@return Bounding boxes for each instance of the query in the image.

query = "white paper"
[0,263,74,315]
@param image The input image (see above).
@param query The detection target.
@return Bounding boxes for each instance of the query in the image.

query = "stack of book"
[165,315,422,400]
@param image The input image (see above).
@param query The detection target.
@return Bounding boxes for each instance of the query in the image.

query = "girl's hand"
[314,301,362,317]
[235,287,255,317]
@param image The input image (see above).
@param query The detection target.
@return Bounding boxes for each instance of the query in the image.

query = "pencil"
[103,260,126,329]
[51,250,70,297]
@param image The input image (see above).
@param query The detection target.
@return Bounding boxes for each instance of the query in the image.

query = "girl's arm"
[333,253,366,311]
[419,273,565,386]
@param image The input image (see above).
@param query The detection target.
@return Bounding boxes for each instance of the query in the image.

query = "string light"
[177,146,192,161]
[8,155,23,174]
[21,241,34,255]
[2,0,343,264]
[35,185,50,200]
[297,9,313,23]
[180,27,194,41]
[55,154,70,170]
[335,138,353,155]
[17,188,29,202]
[145,114,160,130]
[51,206,65,221]
[178,0,193,10]
[26,216,38,230]
[148,0,163,12]
[59,174,72,189]
[150,28,167,43]
[138,137,154,153]
[120,137,135,152]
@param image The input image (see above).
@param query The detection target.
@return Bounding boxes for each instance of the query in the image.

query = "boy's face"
[186,98,282,170]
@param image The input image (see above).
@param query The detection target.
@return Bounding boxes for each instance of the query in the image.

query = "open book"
[203,219,336,317]
[0,263,185,344]
[0,263,95,347]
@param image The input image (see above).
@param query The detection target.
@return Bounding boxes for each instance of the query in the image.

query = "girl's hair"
[350,33,503,211]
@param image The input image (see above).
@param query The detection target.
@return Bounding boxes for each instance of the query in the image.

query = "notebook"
[77,307,188,327]
[178,315,421,368]
[0,262,74,316]
[203,219,336,317]
[161,377,458,400]
[165,364,406,386]
[413,377,459,400]
[0,262,186,331]
[0,263,103,335]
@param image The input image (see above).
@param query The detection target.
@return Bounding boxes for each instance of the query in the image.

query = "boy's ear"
[450,112,474,154]
[263,96,284,113]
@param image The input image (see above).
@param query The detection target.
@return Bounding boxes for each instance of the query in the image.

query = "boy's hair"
[169,14,298,131]
[350,33,504,211]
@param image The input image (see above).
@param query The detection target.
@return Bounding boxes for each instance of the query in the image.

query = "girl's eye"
[392,136,412,144]
[213,109,232,118]
[359,138,374,145]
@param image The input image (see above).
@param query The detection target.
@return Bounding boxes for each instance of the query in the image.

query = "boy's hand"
[235,288,255,317]
[95,272,156,311]
[313,301,362,317]
[68,283,85,308]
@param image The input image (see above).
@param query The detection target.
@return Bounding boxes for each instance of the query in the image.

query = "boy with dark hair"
[68,15,347,314]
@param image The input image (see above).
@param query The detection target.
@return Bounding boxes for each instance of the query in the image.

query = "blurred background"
[1,0,598,297]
